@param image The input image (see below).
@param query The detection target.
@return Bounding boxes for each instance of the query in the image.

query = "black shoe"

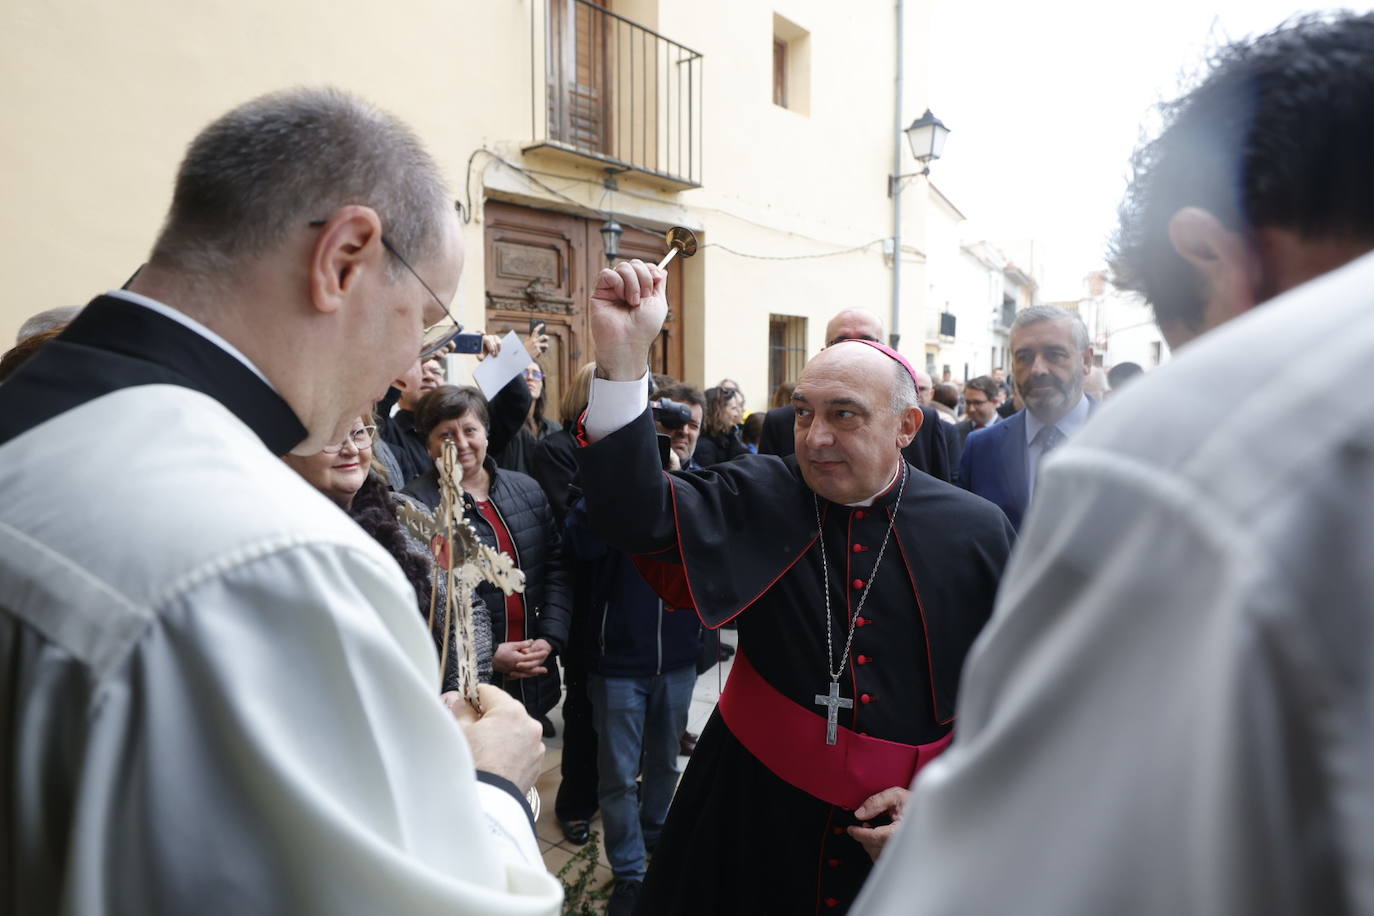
[678,731,698,757]
[607,878,643,916]
[538,714,556,738]
[560,818,591,845]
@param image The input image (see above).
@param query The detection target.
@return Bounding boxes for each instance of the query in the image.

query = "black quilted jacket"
[403,457,571,718]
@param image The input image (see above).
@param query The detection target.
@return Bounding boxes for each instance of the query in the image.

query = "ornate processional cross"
[814,681,854,746]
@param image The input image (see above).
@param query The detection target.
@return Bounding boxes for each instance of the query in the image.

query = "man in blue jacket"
[958,305,1096,530]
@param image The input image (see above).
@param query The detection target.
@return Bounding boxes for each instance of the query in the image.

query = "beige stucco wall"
[2,0,936,413]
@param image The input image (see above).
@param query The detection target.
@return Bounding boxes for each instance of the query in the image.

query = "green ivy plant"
[557,828,612,915]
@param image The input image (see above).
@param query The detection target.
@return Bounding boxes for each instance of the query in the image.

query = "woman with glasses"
[405,386,571,734]
[283,416,494,692]
[495,361,562,476]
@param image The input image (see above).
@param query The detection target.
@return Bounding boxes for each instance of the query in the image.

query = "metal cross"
[814,681,854,746]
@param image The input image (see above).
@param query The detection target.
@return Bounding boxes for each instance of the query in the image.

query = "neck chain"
[813,464,907,683]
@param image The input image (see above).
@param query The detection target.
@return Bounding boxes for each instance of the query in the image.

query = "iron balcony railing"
[529,0,703,188]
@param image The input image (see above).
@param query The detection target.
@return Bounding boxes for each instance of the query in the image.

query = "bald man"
[573,263,1013,914]
[757,310,962,481]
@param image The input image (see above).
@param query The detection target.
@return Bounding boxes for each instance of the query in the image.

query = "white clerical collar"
[106,289,275,389]
[1024,392,1091,446]
[846,465,901,507]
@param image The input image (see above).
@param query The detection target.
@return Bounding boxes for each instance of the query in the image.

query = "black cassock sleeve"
[576,409,820,628]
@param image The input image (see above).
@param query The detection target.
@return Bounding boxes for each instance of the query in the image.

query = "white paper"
[471,331,534,399]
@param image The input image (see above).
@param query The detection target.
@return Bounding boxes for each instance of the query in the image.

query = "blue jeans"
[588,666,696,879]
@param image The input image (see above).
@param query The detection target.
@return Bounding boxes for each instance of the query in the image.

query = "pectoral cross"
[814,681,853,746]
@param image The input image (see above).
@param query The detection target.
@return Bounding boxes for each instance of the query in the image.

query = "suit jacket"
[758,403,959,484]
[956,417,998,448]
[958,411,1032,531]
[958,401,1096,530]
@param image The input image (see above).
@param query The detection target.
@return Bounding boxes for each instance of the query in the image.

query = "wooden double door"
[483,200,685,424]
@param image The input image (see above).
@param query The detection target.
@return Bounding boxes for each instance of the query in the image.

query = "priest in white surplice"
[0,89,560,914]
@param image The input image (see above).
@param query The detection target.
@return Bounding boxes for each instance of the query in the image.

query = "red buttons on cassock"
[828,858,841,867]
[861,693,874,704]
[854,510,865,519]
[855,616,869,627]
[832,826,845,835]
[856,654,870,665]
[852,543,868,553]
[825,898,840,908]
[852,578,865,590]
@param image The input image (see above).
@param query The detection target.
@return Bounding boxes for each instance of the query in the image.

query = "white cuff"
[475,780,544,868]
[584,369,650,443]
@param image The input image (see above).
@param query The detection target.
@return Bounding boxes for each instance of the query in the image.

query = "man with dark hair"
[955,375,1002,446]
[652,382,706,470]
[929,382,960,427]
[957,305,1097,530]
[1106,360,1144,393]
[855,13,1374,914]
[0,89,558,912]
[575,262,1012,913]
[758,308,962,481]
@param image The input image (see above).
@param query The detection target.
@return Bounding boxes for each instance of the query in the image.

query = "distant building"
[1062,269,1171,372]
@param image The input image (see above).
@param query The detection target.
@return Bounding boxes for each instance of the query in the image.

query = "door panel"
[484,199,687,424]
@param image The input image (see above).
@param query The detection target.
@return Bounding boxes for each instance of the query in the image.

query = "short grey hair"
[891,363,919,412]
[149,87,451,281]
[1010,304,1090,353]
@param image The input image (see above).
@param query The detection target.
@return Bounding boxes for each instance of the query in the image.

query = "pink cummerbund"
[717,647,952,810]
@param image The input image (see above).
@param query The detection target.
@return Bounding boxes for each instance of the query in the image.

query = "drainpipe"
[890,0,905,351]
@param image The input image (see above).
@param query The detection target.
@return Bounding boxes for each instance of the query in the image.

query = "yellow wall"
[2,0,936,412]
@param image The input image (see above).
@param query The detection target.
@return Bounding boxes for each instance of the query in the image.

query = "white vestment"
[854,251,1374,914]
[0,384,562,914]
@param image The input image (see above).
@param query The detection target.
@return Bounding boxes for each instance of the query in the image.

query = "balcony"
[526,0,704,190]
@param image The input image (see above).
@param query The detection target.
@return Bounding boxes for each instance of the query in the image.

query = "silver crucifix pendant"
[814,680,854,746]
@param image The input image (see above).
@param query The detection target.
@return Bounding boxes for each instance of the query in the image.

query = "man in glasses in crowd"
[0,88,559,913]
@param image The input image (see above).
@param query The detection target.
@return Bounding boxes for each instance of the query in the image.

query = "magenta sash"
[717,648,952,810]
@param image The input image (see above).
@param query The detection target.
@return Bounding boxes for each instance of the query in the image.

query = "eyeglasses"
[525,369,545,380]
[322,425,377,454]
[307,219,460,359]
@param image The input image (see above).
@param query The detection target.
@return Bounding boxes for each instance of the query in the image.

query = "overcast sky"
[925,0,1373,300]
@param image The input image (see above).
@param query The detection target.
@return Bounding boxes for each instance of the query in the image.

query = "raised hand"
[589,258,667,380]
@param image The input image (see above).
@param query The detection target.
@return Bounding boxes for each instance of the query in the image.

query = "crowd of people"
[4,9,1374,916]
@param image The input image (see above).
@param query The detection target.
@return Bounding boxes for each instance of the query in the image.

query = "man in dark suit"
[759,308,961,482]
[958,305,1096,530]
[955,375,1003,447]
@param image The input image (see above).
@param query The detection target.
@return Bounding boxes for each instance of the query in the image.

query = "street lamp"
[600,216,624,265]
[888,108,950,195]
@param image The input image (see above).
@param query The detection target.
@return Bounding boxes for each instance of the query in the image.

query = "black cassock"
[577,412,1014,914]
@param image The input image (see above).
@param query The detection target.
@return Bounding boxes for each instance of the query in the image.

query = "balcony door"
[548,0,610,154]
[483,200,684,424]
